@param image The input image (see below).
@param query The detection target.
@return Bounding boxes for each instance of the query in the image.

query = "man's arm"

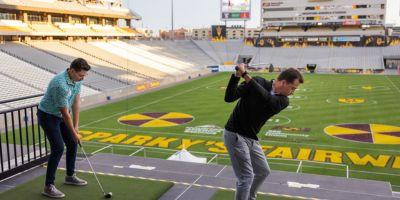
[60,107,80,144]
[54,86,80,144]
[238,66,289,112]
[72,94,80,130]
[224,74,250,102]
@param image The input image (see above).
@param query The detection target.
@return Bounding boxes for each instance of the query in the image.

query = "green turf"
[0,170,173,200]
[2,72,400,191]
[211,189,299,200]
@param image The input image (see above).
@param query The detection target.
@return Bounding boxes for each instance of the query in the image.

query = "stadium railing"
[0,94,48,181]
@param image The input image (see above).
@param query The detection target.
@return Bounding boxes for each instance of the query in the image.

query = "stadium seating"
[114,40,198,73]
[191,40,223,64]
[28,41,144,84]
[0,42,127,91]
[0,50,100,97]
[90,41,184,75]
[0,74,42,109]
[0,20,31,34]
[152,40,217,66]
[64,41,167,79]
[191,40,390,69]
[29,22,64,35]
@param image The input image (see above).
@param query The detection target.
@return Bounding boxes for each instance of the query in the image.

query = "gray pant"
[224,129,270,200]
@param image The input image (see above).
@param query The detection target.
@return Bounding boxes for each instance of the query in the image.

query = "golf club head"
[104,192,112,199]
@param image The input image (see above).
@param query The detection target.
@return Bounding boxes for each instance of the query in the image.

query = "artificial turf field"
[2,72,400,196]
[0,170,173,200]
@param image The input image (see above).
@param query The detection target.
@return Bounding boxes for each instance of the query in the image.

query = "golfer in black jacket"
[224,63,303,200]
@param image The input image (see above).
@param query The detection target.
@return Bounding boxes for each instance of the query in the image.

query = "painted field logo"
[338,98,365,104]
[362,86,373,90]
[266,126,310,138]
[324,124,400,144]
[184,125,223,135]
[118,112,194,128]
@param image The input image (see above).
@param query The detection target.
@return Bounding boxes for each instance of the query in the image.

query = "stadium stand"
[90,41,185,75]
[0,42,128,91]
[0,20,31,34]
[115,40,203,73]
[61,41,167,79]
[192,40,225,64]
[28,22,64,35]
[0,49,99,97]
[28,41,144,84]
[0,74,42,109]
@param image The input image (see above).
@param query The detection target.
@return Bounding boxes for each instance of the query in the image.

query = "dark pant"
[37,109,77,186]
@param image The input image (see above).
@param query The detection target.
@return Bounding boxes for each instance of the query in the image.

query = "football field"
[75,72,400,191]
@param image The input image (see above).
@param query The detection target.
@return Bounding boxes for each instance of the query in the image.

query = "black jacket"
[224,74,289,140]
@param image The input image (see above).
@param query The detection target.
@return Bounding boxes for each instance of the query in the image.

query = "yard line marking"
[83,126,400,153]
[385,75,400,93]
[174,175,203,200]
[129,147,145,156]
[215,165,226,177]
[91,145,112,154]
[81,77,227,128]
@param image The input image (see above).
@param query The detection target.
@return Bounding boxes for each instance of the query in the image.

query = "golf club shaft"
[80,144,106,194]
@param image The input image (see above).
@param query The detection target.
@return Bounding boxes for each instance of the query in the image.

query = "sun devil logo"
[216,26,222,37]
[338,98,365,104]
[118,112,194,128]
[325,124,400,144]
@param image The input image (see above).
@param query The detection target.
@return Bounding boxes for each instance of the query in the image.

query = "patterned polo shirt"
[39,69,81,118]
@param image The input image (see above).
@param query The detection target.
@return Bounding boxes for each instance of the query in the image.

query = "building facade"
[261,0,398,27]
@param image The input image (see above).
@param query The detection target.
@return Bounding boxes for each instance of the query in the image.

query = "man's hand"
[235,63,247,77]
[72,132,81,145]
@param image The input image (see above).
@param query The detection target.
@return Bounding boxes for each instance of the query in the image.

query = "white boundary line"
[174,175,203,200]
[288,95,308,100]
[83,126,400,153]
[264,115,292,126]
[285,104,301,111]
[129,147,145,156]
[207,154,218,164]
[385,75,400,93]
[80,77,227,128]
[91,145,112,154]
[215,165,226,177]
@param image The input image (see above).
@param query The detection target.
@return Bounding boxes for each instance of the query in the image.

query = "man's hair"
[277,68,304,84]
[70,58,91,72]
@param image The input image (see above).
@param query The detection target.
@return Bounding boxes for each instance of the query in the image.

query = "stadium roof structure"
[0,0,141,20]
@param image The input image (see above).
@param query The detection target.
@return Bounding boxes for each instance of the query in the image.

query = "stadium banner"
[362,36,387,47]
[211,25,227,41]
[252,36,399,47]
[136,81,160,92]
[221,0,251,21]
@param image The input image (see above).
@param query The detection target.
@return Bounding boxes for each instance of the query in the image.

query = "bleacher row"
[192,40,400,69]
[0,40,212,111]
[0,20,138,37]
[0,0,133,18]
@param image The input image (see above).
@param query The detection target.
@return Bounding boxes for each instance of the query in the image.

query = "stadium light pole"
[171,0,174,41]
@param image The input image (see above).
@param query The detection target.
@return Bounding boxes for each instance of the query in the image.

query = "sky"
[126,0,261,31]
[125,0,400,32]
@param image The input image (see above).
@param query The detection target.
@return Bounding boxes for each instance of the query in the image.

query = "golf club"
[79,142,113,199]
